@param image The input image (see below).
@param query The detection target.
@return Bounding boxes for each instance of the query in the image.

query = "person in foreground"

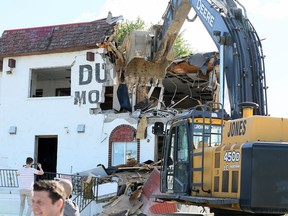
[17,157,44,216]
[58,178,80,216]
[32,180,66,216]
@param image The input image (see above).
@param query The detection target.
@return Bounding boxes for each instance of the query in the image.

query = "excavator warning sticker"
[224,151,240,162]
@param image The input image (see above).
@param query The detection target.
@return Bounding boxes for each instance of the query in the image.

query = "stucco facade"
[0,32,157,175]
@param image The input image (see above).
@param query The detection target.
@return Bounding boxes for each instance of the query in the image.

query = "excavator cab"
[154,103,228,196]
[163,120,190,195]
[153,102,288,215]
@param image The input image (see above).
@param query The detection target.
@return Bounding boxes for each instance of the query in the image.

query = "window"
[100,86,113,110]
[35,89,43,97]
[108,125,138,167]
[30,67,71,97]
[164,123,189,193]
[192,123,222,148]
[167,127,176,191]
[112,141,137,166]
[56,88,71,96]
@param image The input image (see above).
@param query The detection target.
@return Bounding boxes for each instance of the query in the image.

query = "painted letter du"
[74,63,107,105]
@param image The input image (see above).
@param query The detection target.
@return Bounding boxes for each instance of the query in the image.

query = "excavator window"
[192,123,222,149]
[163,122,190,193]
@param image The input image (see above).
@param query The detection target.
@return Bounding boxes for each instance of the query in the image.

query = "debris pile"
[90,160,177,216]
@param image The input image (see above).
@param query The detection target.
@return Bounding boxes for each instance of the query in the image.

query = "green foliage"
[173,31,193,58]
[117,18,193,58]
[118,17,147,46]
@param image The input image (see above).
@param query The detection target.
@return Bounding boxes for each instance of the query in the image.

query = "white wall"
[0,49,156,173]
[0,71,2,105]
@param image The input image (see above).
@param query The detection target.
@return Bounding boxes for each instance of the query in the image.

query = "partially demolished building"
[0,13,219,215]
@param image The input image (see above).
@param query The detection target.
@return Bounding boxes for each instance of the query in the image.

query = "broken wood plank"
[101,194,143,215]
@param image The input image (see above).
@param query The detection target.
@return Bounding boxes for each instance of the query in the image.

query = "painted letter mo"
[79,63,106,85]
[74,90,100,105]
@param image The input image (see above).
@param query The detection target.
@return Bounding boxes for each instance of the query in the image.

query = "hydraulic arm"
[152,0,268,118]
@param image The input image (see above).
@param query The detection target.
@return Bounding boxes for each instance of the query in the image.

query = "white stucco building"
[0,15,217,216]
[0,18,161,175]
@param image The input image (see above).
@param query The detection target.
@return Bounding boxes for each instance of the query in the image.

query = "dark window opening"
[156,136,164,161]
[35,89,43,97]
[100,86,113,110]
[30,67,71,98]
[56,88,71,96]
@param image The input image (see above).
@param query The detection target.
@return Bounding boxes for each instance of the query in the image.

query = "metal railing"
[0,169,83,194]
[38,172,96,212]
[74,179,96,212]
[0,169,18,187]
[0,169,101,213]
[37,171,83,195]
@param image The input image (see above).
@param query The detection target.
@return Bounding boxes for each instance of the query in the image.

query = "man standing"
[17,157,44,216]
[32,180,66,216]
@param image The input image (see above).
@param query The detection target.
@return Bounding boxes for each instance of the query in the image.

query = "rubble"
[80,160,177,216]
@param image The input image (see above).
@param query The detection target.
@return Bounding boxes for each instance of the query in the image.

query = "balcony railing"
[74,180,96,211]
[37,171,83,195]
[0,169,18,187]
[0,169,83,194]
[0,169,101,213]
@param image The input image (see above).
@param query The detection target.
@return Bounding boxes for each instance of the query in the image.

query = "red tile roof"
[0,18,116,59]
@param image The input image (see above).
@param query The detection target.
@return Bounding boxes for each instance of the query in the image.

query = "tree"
[118,18,193,58]
[117,17,146,47]
[173,30,194,58]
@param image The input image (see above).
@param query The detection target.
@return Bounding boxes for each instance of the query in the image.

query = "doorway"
[155,136,164,162]
[35,136,58,178]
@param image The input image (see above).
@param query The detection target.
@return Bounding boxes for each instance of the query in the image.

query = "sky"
[1,0,288,117]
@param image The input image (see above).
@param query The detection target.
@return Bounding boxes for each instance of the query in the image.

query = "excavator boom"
[151,0,268,118]
[146,1,288,216]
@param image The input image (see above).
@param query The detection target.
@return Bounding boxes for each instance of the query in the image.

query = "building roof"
[0,18,116,59]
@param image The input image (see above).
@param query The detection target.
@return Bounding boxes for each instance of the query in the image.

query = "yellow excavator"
[106,0,288,215]
[140,0,288,215]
